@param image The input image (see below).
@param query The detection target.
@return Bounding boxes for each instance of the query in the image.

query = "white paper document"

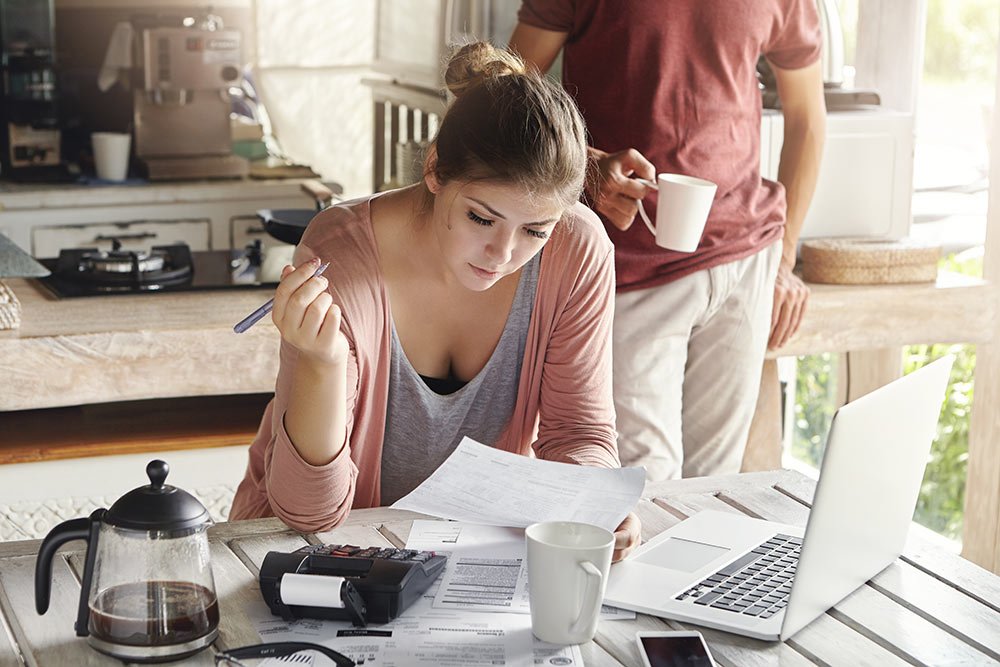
[251,598,586,667]
[391,437,645,532]
[253,609,534,666]
[406,520,635,620]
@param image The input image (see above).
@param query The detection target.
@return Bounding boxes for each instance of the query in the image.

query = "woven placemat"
[0,281,22,330]
[801,238,941,285]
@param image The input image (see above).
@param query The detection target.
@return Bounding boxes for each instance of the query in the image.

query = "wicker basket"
[0,281,21,330]
[801,238,940,285]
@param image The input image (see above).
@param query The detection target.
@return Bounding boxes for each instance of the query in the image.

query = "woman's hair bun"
[444,42,527,98]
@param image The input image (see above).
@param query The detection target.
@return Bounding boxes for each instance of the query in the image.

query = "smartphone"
[636,631,718,667]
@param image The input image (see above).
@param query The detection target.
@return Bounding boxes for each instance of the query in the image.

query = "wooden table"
[0,470,996,666]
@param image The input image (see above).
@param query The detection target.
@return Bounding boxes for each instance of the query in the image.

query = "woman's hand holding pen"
[272,257,349,368]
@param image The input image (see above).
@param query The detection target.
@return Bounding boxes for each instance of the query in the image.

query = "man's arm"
[509,22,567,74]
[767,58,826,348]
[510,22,656,230]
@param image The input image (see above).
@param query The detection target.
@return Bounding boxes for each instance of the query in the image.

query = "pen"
[233,261,330,334]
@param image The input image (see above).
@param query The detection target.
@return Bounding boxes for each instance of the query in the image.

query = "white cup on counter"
[525,521,614,645]
[92,132,131,181]
[636,173,717,253]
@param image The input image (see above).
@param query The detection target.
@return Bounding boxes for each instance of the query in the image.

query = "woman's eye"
[526,228,549,240]
[467,211,493,226]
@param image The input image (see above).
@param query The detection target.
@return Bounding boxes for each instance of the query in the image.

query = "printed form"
[250,600,583,667]
[391,437,645,532]
[406,520,635,620]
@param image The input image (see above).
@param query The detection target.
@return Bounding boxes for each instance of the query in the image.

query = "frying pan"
[257,180,341,245]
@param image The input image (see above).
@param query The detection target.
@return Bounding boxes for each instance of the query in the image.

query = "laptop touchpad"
[636,537,730,572]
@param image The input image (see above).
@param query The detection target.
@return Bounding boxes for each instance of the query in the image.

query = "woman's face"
[428,179,565,292]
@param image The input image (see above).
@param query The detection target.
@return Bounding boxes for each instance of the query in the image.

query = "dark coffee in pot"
[89,581,219,647]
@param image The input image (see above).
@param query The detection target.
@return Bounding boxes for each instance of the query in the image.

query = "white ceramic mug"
[92,132,131,181]
[636,173,718,253]
[525,521,614,645]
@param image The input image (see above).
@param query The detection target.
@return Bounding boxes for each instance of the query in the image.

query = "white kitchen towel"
[98,21,133,92]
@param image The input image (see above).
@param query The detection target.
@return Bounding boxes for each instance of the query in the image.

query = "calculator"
[259,544,448,625]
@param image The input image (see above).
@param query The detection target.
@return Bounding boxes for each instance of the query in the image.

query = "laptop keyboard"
[674,533,803,618]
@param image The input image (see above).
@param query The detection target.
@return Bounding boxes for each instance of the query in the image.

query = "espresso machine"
[132,12,247,180]
[0,0,64,180]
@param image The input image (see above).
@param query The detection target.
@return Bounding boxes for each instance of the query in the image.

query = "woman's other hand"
[613,512,641,562]
[272,258,349,367]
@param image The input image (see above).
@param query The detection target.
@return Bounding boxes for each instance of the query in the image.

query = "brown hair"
[428,42,588,208]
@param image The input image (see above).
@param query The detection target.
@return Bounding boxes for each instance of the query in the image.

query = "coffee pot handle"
[35,509,105,637]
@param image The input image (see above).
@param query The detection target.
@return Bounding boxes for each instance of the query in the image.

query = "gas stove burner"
[82,248,167,274]
[51,243,194,292]
[36,245,279,298]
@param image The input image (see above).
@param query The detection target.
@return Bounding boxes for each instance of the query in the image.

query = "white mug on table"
[636,173,717,253]
[525,521,614,645]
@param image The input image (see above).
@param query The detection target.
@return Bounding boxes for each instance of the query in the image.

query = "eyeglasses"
[214,642,355,667]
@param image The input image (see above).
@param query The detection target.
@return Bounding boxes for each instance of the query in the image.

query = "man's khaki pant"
[613,241,782,481]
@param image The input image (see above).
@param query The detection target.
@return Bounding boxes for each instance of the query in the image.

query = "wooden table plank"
[775,474,1000,612]
[643,471,787,500]
[312,525,397,550]
[633,498,683,539]
[208,541,269,653]
[831,587,999,665]
[0,604,23,667]
[0,554,120,666]
[228,533,311,576]
[578,641,625,667]
[598,607,819,667]
[650,488,924,666]
[724,485,1000,656]
[783,614,911,667]
[868,562,1000,659]
[720,482,1000,665]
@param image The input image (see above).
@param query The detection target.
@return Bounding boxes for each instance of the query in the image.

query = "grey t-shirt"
[379,254,540,505]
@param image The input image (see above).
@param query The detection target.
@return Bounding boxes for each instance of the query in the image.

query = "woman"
[231,43,640,560]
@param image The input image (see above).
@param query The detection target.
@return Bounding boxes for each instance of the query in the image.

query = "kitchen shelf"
[0,393,272,465]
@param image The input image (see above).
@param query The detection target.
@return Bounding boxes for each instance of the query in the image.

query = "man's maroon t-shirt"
[518,0,821,291]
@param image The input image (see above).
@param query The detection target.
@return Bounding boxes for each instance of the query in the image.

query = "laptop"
[604,355,954,641]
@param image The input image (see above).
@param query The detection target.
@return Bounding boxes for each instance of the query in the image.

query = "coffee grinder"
[132,12,247,180]
[0,0,64,180]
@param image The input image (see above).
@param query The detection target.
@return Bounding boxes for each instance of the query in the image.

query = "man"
[511,1,826,480]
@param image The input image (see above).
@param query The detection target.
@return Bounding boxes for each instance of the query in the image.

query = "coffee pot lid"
[106,460,212,532]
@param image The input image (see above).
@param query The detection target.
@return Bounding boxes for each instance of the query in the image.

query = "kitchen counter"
[0,271,994,412]
[0,178,322,211]
[0,279,282,411]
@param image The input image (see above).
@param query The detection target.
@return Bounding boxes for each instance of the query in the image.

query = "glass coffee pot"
[35,460,218,663]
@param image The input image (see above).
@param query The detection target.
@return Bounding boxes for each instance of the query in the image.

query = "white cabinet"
[33,219,211,257]
[761,109,914,240]
[0,180,321,255]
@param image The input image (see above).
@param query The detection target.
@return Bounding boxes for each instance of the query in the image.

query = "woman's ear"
[423,145,443,194]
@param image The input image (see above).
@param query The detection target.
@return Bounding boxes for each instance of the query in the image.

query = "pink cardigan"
[230,194,619,531]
